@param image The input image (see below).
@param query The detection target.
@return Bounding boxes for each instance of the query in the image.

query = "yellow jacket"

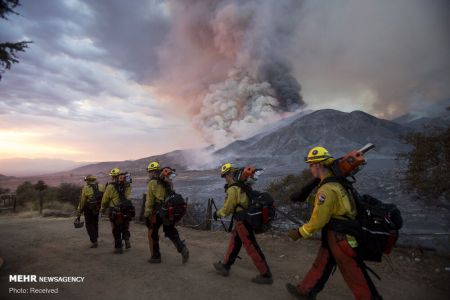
[144,178,170,218]
[299,173,357,243]
[100,182,131,210]
[217,185,249,218]
[77,183,105,214]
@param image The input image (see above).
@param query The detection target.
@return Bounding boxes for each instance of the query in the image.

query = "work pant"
[83,208,99,243]
[110,217,130,249]
[147,213,184,258]
[297,229,382,300]
[223,220,271,276]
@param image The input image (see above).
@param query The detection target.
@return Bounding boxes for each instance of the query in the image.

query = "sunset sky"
[1,0,449,162]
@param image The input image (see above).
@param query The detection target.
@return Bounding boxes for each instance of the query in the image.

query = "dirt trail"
[0,216,449,300]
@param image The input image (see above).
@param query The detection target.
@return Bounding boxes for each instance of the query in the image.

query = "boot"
[125,239,131,249]
[213,261,229,277]
[252,274,273,285]
[148,256,161,264]
[181,245,189,264]
[285,283,316,300]
[90,241,98,248]
[114,247,123,254]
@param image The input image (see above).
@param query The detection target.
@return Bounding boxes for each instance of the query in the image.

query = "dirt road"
[0,215,449,300]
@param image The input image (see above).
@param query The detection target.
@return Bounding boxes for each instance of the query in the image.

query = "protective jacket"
[77,183,105,214]
[216,184,249,218]
[100,182,131,210]
[144,178,172,218]
[299,172,357,244]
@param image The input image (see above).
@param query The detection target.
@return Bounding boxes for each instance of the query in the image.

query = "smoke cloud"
[153,0,450,146]
[155,0,304,146]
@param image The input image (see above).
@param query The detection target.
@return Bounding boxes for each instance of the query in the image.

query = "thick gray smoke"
[154,0,450,146]
[155,0,305,146]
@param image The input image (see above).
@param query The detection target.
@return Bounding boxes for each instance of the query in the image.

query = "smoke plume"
[155,0,304,146]
[154,0,450,146]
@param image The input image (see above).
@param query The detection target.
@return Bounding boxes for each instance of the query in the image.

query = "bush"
[401,126,450,204]
[56,183,82,208]
[15,181,82,211]
[265,169,313,206]
[264,169,315,224]
[15,181,37,207]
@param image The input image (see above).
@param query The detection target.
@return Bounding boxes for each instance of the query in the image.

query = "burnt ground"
[0,215,449,300]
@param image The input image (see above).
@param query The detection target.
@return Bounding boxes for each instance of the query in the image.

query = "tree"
[57,183,82,207]
[15,181,37,206]
[401,126,450,205]
[0,0,31,80]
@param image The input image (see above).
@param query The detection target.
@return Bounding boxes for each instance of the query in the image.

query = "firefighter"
[144,163,189,264]
[76,175,104,248]
[286,146,382,300]
[100,167,133,254]
[212,163,273,284]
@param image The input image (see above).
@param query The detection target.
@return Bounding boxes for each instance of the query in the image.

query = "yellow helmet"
[305,146,333,164]
[84,175,96,182]
[220,162,238,177]
[147,161,160,172]
[109,167,121,176]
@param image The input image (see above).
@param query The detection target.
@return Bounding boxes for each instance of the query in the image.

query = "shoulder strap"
[111,183,128,204]
[155,177,174,197]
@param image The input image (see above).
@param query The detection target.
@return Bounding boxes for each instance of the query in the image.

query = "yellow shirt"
[100,182,131,210]
[144,179,169,218]
[217,185,249,218]
[77,183,105,213]
[299,174,357,245]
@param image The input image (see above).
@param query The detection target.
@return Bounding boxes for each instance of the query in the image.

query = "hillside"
[213,109,412,170]
[66,109,414,176]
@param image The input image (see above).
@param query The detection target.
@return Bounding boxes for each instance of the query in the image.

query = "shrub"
[265,169,313,206]
[56,183,82,208]
[401,126,450,204]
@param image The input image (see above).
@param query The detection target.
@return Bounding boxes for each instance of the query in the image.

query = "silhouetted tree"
[0,0,31,80]
[57,183,82,207]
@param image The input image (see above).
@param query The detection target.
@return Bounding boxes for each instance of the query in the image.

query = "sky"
[0,0,449,162]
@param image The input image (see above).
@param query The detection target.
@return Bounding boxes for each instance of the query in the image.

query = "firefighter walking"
[286,147,382,300]
[213,163,273,284]
[100,168,134,254]
[144,162,189,264]
[76,175,104,248]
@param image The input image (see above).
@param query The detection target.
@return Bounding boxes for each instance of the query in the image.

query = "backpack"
[86,183,103,213]
[112,183,135,219]
[161,192,187,225]
[229,182,276,234]
[155,178,187,225]
[322,177,403,262]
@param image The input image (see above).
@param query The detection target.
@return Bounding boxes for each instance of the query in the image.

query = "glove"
[213,211,219,221]
[287,228,301,241]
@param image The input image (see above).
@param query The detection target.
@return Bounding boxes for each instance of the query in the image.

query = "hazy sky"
[0,0,448,162]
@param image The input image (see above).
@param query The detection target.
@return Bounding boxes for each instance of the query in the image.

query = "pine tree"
[0,0,31,80]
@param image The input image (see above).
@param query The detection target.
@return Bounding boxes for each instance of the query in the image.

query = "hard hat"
[305,146,333,164]
[160,167,176,179]
[147,161,160,172]
[109,167,121,177]
[221,162,238,177]
[74,219,84,229]
[84,175,96,182]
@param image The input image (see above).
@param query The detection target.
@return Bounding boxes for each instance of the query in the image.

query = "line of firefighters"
[75,146,382,300]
